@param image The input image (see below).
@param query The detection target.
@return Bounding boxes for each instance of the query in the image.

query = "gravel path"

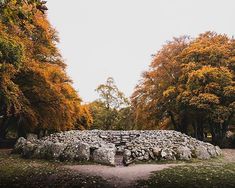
[222,149,235,162]
[64,163,180,187]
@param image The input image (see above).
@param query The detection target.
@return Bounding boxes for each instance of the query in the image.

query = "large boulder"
[14,137,27,154]
[123,149,132,165]
[33,142,67,159]
[26,133,38,141]
[207,146,218,157]
[175,146,192,160]
[33,140,54,159]
[93,147,116,166]
[61,142,90,161]
[193,146,210,159]
[160,148,176,160]
[215,146,222,156]
[50,143,67,159]
[22,141,38,158]
[143,151,150,160]
[152,147,162,159]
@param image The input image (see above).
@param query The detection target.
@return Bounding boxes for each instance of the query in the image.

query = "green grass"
[0,151,110,188]
[137,160,235,188]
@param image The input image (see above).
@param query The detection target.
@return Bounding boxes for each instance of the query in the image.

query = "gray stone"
[215,146,222,156]
[22,141,37,158]
[141,150,145,155]
[132,152,136,158]
[207,146,217,157]
[33,141,54,159]
[93,147,116,166]
[149,151,155,159]
[61,142,90,161]
[143,152,150,160]
[50,143,67,159]
[123,149,132,165]
[194,146,210,159]
[124,149,131,157]
[14,137,27,154]
[152,147,162,158]
[26,133,38,141]
[175,146,192,160]
[161,148,176,160]
[137,156,144,160]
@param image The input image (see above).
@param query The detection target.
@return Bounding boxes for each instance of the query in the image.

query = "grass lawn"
[137,156,235,188]
[0,150,110,188]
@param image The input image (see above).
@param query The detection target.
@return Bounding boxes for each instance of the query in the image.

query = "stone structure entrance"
[115,153,124,166]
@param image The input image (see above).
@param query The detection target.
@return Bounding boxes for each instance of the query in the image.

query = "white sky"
[46,0,235,102]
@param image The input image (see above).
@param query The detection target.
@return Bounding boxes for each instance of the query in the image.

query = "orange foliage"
[131,32,234,145]
[0,1,92,137]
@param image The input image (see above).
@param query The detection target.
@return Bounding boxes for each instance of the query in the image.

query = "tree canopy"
[89,77,132,130]
[131,32,235,145]
[0,0,92,138]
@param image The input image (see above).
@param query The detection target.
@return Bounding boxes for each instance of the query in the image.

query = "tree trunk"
[196,118,204,141]
[192,121,198,139]
[210,112,233,147]
[210,123,222,146]
[16,115,27,138]
[0,117,9,139]
[181,114,189,134]
[178,112,189,134]
[210,123,215,144]
[168,111,178,130]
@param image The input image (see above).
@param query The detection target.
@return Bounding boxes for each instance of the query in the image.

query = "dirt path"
[64,163,180,187]
[222,149,235,162]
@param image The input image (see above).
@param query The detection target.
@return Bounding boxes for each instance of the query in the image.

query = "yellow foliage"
[163,86,176,98]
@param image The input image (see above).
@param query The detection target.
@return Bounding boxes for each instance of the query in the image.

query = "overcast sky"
[46,0,235,102]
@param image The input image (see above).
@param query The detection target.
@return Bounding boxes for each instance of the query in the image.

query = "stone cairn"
[13,130,222,166]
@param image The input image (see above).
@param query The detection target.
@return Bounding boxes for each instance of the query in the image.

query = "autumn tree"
[131,36,189,130]
[132,32,235,145]
[89,77,131,130]
[96,77,129,110]
[177,32,235,144]
[0,0,92,139]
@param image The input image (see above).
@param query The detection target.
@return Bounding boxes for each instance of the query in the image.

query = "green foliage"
[0,36,24,68]
[89,77,132,130]
[89,100,117,130]
[96,77,129,110]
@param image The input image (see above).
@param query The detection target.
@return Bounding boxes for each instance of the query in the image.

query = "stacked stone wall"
[14,130,222,166]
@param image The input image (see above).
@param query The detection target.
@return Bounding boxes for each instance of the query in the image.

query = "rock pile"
[13,130,222,166]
